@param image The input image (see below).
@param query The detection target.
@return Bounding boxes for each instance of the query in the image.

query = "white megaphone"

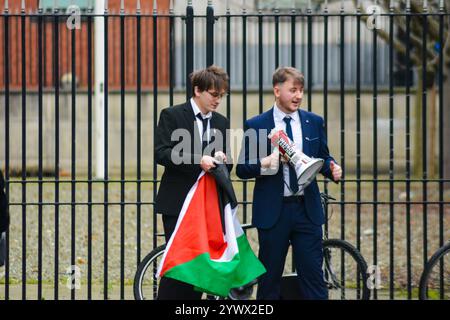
[268,129,324,191]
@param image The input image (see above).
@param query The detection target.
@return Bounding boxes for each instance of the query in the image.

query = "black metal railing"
[0,0,449,300]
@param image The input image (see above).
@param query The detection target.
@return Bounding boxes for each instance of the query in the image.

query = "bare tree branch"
[393,15,441,60]
[353,0,450,76]
[409,0,449,40]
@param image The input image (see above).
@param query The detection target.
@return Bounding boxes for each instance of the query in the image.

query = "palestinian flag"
[156,165,266,297]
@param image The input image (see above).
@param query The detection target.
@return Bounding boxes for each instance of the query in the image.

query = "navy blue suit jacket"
[236,107,336,229]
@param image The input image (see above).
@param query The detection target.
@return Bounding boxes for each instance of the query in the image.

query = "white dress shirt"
[190,98,212,144]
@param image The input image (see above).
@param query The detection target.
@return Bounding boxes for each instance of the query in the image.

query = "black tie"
[196,113,209,152]
[283,116,299,194]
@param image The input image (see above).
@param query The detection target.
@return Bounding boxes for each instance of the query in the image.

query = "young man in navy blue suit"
[236,67,342,299]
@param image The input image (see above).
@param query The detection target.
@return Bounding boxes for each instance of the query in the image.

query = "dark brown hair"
[190,65,229,96]
[272,66,304,88]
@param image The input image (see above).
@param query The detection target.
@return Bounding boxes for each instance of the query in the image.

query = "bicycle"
[418,241,450,300]
[134,193,371,300]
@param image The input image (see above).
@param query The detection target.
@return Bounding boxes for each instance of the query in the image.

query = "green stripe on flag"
[164,235,266,297]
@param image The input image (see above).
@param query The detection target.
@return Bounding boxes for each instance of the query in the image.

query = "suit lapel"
[264,108,276,154]
[182,101,196,137]
[181,101,200,162]
[265,107,283,183]
[209,113,222,149]
[210,113,219,136]
[265,107,276,130]
[298,109,311,156]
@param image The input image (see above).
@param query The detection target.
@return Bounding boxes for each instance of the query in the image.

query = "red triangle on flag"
[159,173,228,276]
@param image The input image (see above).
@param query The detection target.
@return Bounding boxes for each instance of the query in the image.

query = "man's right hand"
[200,155,219,172]
[260,149,280,169]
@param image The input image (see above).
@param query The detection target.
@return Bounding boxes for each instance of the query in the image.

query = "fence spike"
[4,0,7,12]
[256,0,262,13]
[104,0,109,12]
[423,0,428,11]
[389,0,395,11]
[226,0,230,13]
[208,0,213,6]
[406,0,411,11]
[340,0,344,12]
[439,0,444,10]
[153,0,157,14]
[136,0,141,13]
[242,0,246,14]
[120,0,124,13]
[169,0,174,14]
[21,0,25,12]
[53,0,58,11]
[88,0,93,13]
[187,0,192,7]
[291,0,296,13]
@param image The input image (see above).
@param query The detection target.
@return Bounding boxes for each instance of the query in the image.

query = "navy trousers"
[256,198,328,300]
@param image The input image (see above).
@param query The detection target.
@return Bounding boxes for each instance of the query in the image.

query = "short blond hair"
[272,66,304,87]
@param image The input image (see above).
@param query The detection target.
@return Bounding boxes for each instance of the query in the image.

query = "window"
[255,0,322,12]
[40,0,92,12]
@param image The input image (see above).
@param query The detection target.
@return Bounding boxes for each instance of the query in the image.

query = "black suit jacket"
[155,101,233,217]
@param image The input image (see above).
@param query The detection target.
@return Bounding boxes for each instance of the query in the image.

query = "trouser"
[256,198,328,300]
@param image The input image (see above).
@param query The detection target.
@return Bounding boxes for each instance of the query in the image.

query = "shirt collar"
[273,103,299,123]
[191,98,212,119]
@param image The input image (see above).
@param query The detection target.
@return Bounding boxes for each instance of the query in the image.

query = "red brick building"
[0,0,170,91]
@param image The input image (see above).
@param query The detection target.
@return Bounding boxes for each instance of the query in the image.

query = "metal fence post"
[206,0,214,67]
[185,1,194,100]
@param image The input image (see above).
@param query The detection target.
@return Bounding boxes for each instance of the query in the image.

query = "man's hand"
[214,151,227,163]
[261,149,280,169]
[200,155,219,172]
[280,152,289,164]
[330,161,342,182]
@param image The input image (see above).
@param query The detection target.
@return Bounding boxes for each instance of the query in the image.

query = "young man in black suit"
[154,65,232,299]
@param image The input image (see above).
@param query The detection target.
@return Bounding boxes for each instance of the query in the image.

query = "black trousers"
[156,214,203,300]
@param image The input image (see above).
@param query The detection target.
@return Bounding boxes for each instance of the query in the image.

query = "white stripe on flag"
[156,171,205,277]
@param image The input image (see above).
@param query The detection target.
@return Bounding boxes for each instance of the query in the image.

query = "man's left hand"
[214,151,227,163]
[330,161,342,182]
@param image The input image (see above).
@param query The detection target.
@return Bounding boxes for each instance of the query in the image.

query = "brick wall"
[0,0,170,90]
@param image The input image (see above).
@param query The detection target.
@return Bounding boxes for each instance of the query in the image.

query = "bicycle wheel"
[419,241,450,300]
[133,244,166,300]
[322,239,370,300]
[133,245,223,300]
